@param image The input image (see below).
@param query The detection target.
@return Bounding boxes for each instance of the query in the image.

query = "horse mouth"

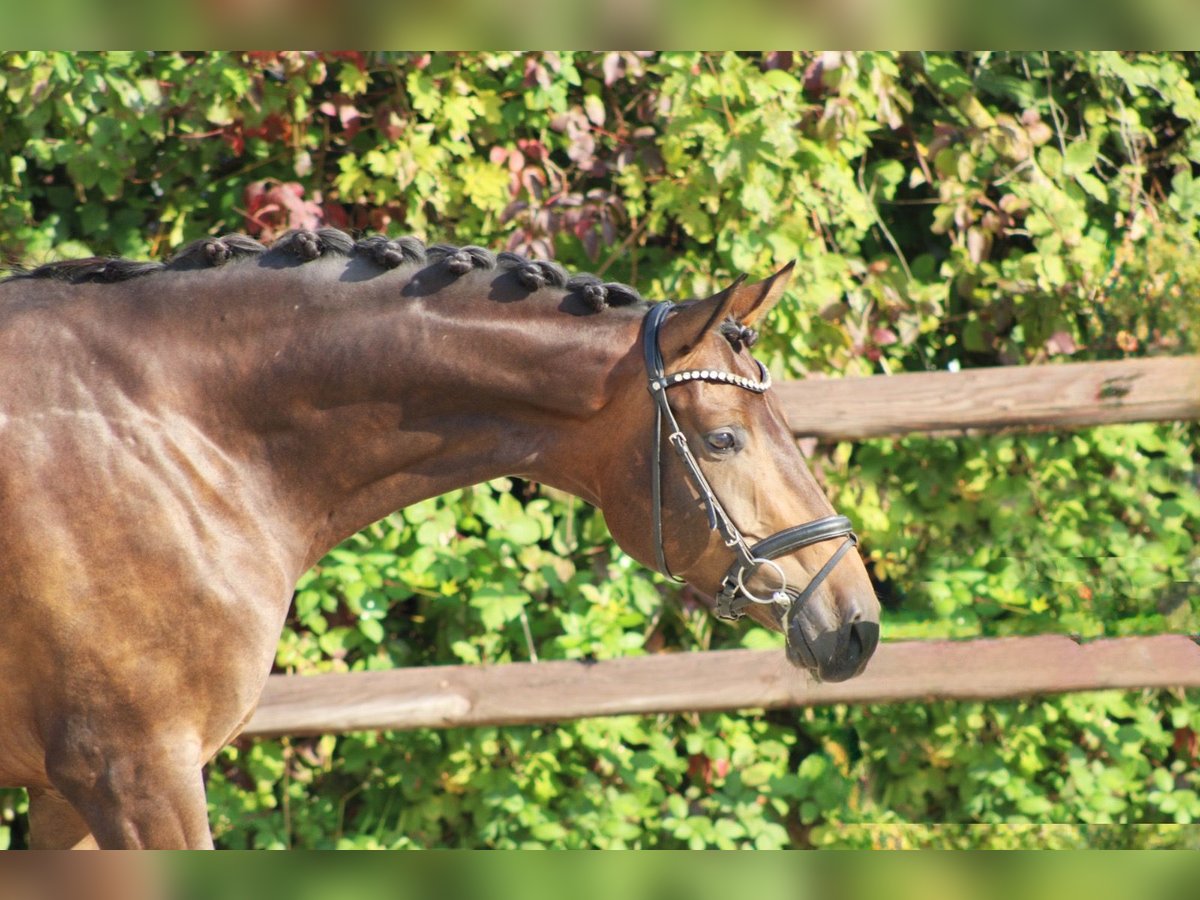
[784,626,819,672]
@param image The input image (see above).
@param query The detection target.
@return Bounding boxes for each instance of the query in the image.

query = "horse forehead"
[673,373,775,426]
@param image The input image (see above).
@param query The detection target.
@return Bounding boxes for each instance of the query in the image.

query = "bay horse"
[0,228,879,848]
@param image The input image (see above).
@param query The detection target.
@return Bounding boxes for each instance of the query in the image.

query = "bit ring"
[735,558,789,606]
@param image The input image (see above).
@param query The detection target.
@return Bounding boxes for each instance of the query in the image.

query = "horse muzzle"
[785,603,880,682]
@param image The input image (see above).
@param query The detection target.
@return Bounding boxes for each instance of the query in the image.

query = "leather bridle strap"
[715,521,857,621]
[644,301,763,582]
[641,301,859,622]
[646,305,678,581]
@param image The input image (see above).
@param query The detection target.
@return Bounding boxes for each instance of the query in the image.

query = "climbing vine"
[1,51,1196,849]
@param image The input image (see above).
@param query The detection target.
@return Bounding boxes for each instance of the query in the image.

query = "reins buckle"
[715,588,742,621]
[714,559,792,622]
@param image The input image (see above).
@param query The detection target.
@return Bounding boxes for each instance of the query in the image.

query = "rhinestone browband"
[649,361,772,394]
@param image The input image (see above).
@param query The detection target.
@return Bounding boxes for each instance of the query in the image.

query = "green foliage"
[841,422,1200,637]
[1,52,1197,849]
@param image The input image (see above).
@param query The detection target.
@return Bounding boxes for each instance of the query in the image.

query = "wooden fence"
[247,635,1200,737]
[245,355,1200,737]
[775,355,1200,440]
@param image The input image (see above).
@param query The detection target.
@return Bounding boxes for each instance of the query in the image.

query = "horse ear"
[658,263,795,361]
[720,261,795,327]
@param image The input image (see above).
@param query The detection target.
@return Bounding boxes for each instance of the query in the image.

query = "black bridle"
[643,301,859,622]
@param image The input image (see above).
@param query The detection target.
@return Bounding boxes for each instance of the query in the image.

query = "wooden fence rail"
[247,356,1200,737]
[776,355,1200,440]
[247,635,1200,736]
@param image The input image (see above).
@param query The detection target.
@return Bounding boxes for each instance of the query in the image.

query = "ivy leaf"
[470,586,528,630]
[1063,140,1098,176]
[407,71,440,117]
[357,618,385,644]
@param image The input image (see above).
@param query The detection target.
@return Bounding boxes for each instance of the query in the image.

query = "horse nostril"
[850,619,880,665]
[845,600,865,625]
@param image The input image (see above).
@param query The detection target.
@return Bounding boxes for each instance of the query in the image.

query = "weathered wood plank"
[245,635,1200,737]
[777,356,1200,440]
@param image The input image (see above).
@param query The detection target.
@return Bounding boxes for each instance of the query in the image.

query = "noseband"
[643,301,858,622]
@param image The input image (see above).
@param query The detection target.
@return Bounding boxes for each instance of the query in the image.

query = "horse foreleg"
[46,737,214,849]
[27,788,99,849]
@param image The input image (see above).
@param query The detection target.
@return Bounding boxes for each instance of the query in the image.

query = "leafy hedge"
[0,51,1197,849]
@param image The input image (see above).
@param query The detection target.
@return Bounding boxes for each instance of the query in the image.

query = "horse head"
[600,265,880,682]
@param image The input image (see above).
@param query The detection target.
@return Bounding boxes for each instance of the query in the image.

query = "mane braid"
[2,226,648,311]
[355,235,426,269]
[6,257,165,284]
[167,234,266,271]
[272,227,355,262]
[426,243,495,275]
[565,273,641,312]
[497,252,568,291]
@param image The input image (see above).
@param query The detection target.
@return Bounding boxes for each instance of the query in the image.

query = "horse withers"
[0,230,879,848]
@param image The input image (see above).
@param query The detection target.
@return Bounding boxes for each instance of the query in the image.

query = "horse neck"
[176,264,646,567]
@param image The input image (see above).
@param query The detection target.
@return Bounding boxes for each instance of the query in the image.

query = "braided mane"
[5,228,644,313]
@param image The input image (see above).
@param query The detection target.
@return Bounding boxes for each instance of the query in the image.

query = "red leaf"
[377,108,404,142]
[321,202,350,230]
[872,327,898,346]
[327,50,366,71]
[1174,728,1199,760]
[804,57,827,95]
[524,58,550,89]
[244,180,266,208]
[521,168,546,201]
[517,139,547,162]
[763,51,794,71]
[222,127,245,157]
[1044,330,1079,356]
[602,52,623,86]
[581,228,600,261]
[241,179,324,240]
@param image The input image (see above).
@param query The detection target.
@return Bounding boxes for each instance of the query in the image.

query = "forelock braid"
[719,318,759,352]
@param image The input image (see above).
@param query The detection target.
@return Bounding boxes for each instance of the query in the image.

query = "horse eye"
[705,430,738,453]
